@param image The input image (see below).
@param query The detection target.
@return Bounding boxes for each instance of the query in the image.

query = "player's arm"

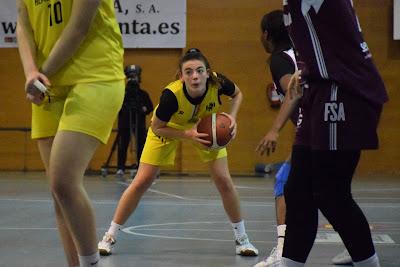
[256,53,301,155]
[16,0,37,80]
[151,116,209,145]
[216,73,242,138]
[256,73,301,156]
[41,0,102,77]
[16,0,50,104]
[227,84,243,120]
[150,89,210,145]
[221,84,242,139]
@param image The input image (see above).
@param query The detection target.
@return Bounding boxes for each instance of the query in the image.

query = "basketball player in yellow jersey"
[16,0,124,266]
[98,48,259,257]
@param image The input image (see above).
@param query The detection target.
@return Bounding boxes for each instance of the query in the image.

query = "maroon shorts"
[294,81,382,150]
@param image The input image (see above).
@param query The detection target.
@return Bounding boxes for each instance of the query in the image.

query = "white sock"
[108,221,122,238]
[277,224,286,251]
[353,253,380,267]
[79,252,100,267]
[281,257,305,267]
[231,220,246,239]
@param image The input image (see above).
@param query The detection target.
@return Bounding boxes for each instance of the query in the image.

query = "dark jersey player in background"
[277,0,388,266]
[254,10,349,266]
[255,10,300,266]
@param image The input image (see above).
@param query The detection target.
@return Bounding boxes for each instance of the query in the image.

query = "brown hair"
[176,48,221,87]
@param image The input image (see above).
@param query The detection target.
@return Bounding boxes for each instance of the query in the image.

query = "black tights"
[283,146,375,262]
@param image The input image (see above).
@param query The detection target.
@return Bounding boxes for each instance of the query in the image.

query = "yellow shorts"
[31,80,125,144]
[140,127,227,166]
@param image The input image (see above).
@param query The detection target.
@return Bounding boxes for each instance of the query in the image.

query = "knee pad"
[274,162,291,197]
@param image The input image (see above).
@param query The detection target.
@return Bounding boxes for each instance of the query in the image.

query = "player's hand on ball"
[221,112,237,139]
[184,127,211,146]
[196,113,233,149]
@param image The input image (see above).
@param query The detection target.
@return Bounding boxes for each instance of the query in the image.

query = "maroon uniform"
[281,1,384,265]
[284,0,388,150]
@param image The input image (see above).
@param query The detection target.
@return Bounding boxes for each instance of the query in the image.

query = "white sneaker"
[254,247,282,267]
[98,232,116,256]
[332,249,353,265]
[235,234,258,256]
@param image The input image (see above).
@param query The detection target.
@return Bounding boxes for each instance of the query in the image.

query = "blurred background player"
[255,10,301,266]
[116,65,154,179]
[98,48,258,257]
[16,0,125,266]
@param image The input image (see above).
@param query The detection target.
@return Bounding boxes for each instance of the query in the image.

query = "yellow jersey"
[153,72,235,131]
[23,0,124,85]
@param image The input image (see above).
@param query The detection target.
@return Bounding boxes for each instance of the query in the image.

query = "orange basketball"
[197,113,233,149]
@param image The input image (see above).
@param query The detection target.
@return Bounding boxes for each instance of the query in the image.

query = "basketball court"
[0,171,399,267]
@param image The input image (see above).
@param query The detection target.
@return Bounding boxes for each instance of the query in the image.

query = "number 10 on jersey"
[48,1,63,26]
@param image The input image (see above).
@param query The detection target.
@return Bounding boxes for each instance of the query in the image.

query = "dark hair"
[176,48,221,86]
[261,10,291,47]
[178,48,211,71]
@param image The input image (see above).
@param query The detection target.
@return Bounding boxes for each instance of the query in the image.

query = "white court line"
[117,180,400,202]
[0,198,51,203]
[148,188,189,200]
[235,185,271,190]
[236,185,400,194]
[139,178,212,183]
[0,227,58,230]
[124,230,275,244]
[0,198,118,205]
[1,225,398,237]
[355,197,400,200]
[0,227,108,231]
[116,181,193,200]
[352,188,400,192]
[123,220,274,244]
[127,220,275,228]
[126,228,274,232]
[123,221,398,245]
[1,197,400,208]
[0,197,273,207]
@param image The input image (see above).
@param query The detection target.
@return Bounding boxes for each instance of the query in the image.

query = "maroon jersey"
[283,0,388,105]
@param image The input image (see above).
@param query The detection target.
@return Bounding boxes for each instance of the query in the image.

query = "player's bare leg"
[209,157,258,256]
[209,157,241,222]
[112,163,159,224]
[48,131,99,260]
[99,163,159,256]
[38,137,79,267]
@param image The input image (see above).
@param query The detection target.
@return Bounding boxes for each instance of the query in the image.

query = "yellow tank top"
[23,0,124,85]
[153,76,222,130]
